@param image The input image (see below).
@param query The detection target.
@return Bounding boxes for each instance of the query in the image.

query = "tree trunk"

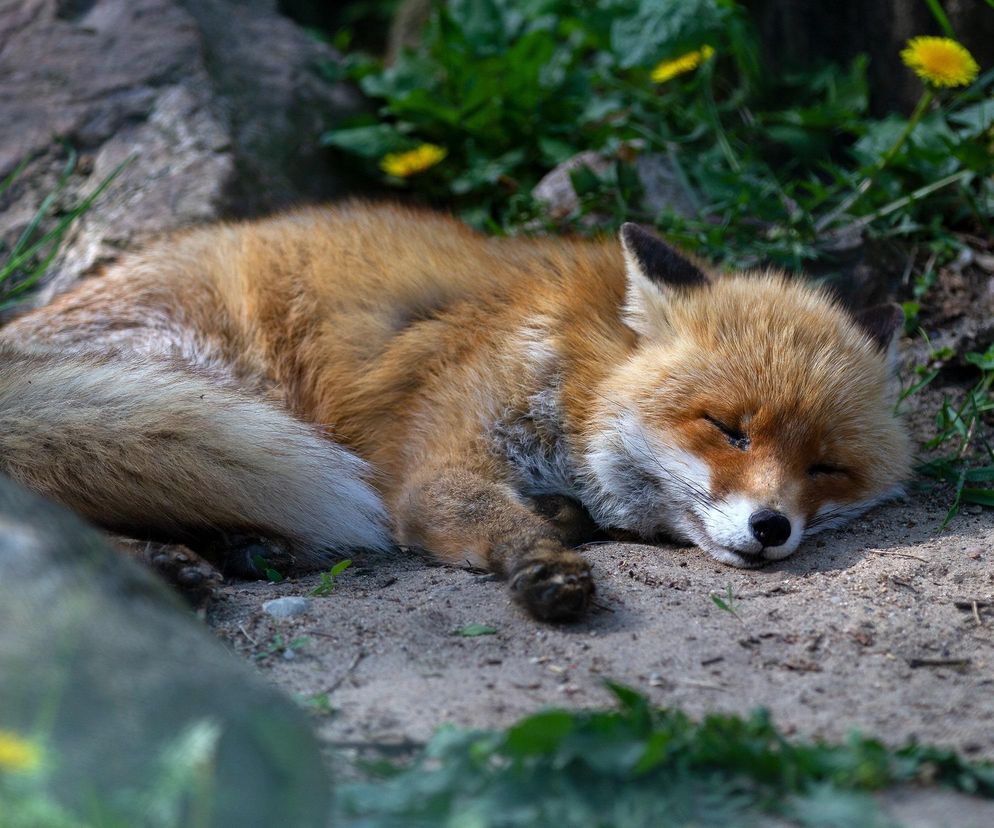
[742,0,993,114]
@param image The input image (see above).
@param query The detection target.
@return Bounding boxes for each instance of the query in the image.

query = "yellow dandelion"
[900,36,979,88]
[0,730,42,773]
[651,45,715,84]
[379,144,447,178]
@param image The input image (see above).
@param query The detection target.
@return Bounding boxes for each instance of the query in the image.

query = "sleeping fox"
[0,204,910,619]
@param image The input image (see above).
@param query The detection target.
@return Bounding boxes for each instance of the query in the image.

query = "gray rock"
[0,0,363,303]
[263,596,314,619]
[0,475,330,827]
[634,152,698,221]
[531,148,699,225]
[531,150,614,221]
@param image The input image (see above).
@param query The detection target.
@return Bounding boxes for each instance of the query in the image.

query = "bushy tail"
[0,345,389,556]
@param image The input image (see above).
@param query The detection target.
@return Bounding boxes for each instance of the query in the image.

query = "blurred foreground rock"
[0,476,330,827]
[0,0,362,303]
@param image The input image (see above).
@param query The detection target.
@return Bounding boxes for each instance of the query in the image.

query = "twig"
[907,657,971,668]
[973,601,983,626]
[237,623,257,646]
[954,598,992,609]
[325,738,425,755]
[678,679,726,691]
[867,549,928,562]
[326,648,367,695]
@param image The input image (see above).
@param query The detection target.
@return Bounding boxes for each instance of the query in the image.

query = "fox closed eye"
[703,415,750,451]
[807,463,848,478]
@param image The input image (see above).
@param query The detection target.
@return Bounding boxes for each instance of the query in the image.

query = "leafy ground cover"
[334,685,994,827]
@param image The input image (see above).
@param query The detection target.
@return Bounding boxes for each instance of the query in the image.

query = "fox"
[0,203,911,620]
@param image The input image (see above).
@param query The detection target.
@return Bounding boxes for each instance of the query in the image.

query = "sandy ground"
[207,489,994,762]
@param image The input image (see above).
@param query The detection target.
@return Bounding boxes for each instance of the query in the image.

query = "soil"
[208,490,994,757]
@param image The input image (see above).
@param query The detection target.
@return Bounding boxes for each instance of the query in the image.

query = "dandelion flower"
[651,45,715,84]
[380,144,447,178]
[0,730,42,773]
[900,36,979,88]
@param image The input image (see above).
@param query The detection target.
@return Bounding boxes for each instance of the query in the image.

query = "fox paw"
[113,538,222,607]
[509,549,594,621]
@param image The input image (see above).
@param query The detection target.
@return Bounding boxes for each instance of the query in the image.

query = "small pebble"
[262,596,313,619]
[966,546,984,559]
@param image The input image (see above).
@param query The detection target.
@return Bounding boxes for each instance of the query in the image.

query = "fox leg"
[393,468,594,621]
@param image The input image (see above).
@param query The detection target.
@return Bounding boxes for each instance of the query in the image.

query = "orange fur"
[0,203,910,619]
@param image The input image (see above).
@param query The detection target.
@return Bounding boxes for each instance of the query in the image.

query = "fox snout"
[748,508,791,548]
[749,509,790,548]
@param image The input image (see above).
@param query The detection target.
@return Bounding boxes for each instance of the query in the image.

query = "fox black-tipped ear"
[619,223,708,338]
[619,223,708,289]
[854,303,904,352]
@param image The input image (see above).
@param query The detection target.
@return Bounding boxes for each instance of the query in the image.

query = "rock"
[0,475,330,826]
[531,150,615,222]
[634,152,698,220]
[181,0,365,215]
[263,596,314,619]
[531,148,698,226]
[0,0,363,304]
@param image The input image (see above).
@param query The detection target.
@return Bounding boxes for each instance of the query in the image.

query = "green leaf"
[252,554,284,583]
[965,350,994,371]
[319,124,412,158]
[569,163,602,197]
[961,488,994,508]
[330,558,353,577]
[610,0,727,69]
[950,100,994,137]
[454,623,497,637]
[503,710,574,755]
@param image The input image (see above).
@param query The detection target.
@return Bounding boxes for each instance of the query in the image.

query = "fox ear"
[619,223,708,338]
[854,303,903,352]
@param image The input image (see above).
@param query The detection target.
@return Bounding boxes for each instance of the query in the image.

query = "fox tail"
[0,344,390,558]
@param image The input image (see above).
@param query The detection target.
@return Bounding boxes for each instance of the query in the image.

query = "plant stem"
[815,90,934,232]
[702,64,741,174]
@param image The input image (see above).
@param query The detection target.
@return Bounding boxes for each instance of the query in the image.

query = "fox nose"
[749,509,791,547]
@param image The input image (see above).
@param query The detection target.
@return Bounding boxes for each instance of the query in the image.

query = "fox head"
[581,224,911,567]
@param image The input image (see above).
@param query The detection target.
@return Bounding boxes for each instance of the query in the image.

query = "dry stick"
[678,679,726,691]
[907,657,971,668]
[237,623,257,646]
[974,601,983,626]
[867,549,928,562]
[954,598,992,609]
[325,648,367,695]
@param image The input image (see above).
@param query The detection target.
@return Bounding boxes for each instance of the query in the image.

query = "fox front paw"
[509,546,594,621]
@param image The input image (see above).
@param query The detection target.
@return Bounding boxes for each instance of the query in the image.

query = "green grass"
[335,684,994,827]
[906,341,994,525]
[309,558,354,596]
[0,149,125,312]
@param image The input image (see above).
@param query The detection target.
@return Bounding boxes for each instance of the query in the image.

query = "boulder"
[0,474,331,826]
[0,0,362,304]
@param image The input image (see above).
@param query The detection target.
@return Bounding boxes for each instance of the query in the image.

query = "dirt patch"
[207,488,994,761]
